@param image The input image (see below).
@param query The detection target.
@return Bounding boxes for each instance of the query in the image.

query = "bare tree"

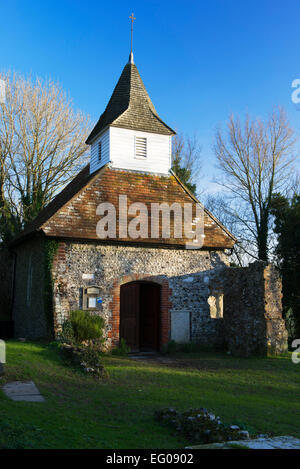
[213,107,297,261]
[205,194,257,266]
[172,133,202,195]
[0,72,90,241]
[290,172,300,196]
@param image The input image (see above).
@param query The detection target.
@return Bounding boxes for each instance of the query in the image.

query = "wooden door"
[120,283,140,351]
[139,283,160,350]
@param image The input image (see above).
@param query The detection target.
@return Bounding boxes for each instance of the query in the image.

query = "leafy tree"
[271,193,300,342]
[171,133,202,195]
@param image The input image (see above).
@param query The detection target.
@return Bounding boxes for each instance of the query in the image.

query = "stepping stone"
[187,436,300,450]
[2,381,45,402]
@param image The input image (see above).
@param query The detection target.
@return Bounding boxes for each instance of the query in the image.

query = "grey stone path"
[2,381,45,402]
[187,436,300,449]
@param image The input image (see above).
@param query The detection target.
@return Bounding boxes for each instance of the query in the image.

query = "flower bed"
[155,408,251,444]
[60,343,108,379]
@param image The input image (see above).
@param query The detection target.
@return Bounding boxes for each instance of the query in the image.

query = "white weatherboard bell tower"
[86,51,175,175]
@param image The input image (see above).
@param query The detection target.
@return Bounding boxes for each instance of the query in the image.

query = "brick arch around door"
[108,274,172,351]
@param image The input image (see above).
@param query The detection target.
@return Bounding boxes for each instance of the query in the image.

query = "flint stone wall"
[52,240,229,348]
[223,262,288,356]
[10,237,288,357]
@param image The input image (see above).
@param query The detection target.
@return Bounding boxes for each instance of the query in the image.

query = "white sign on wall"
[0,340,6,363]
[82,273,95,280]
[0,79,5,103]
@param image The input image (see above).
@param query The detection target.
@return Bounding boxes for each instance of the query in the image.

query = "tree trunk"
[257,215,269,261]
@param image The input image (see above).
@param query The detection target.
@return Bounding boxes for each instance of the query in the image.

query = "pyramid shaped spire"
[86,59,175,144]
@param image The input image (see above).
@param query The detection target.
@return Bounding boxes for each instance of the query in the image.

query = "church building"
[10,51,270,353]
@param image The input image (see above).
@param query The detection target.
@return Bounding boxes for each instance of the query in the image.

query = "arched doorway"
[120,281,161,352]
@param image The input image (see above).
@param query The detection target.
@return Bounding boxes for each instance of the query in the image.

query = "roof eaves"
[8,229,46,248]
[39,163,110,232]
[85,124,109,146]
[9,163,110,248]
[110,121,175,136]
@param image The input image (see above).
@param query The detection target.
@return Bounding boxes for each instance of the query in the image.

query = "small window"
[208,292,224,319]
[98,141,102,162]
[135,136,147,158]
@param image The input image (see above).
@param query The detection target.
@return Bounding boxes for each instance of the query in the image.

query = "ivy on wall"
[44,239,58,336]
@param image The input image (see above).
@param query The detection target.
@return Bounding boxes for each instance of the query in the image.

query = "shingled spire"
[86,59,175,144]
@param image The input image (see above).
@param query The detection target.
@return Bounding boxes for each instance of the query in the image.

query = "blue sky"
[1,0,300,191]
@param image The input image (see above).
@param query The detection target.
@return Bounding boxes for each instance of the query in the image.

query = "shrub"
[69,310,105,343]
[180,342,197,353]
[59,319,75,344]
[111,338,130,356]
[179,342,218,353]
[166,340,177,354]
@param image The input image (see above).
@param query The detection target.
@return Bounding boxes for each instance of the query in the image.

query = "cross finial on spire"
[129,13,136,64]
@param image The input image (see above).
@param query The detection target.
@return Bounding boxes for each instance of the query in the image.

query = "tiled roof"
[86,60,175,144]
[11,165,236,249]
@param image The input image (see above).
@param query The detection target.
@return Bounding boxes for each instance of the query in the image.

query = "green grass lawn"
[0,340,299,449]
